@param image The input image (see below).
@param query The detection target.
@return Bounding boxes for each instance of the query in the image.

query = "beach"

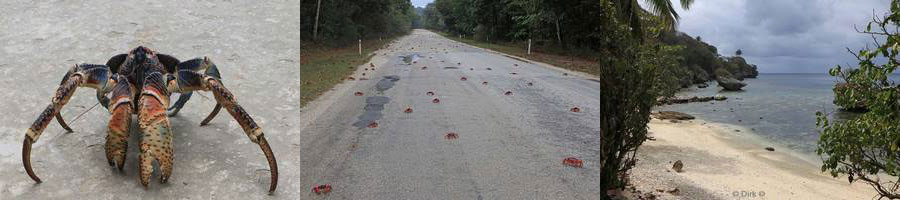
[628,119,876,199]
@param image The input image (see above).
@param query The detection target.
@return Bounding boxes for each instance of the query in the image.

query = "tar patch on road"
[353,96,391,128]
[376,75,400,92]
[353,75,400,128]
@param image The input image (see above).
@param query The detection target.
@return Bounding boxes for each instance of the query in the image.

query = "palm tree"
[616,0,695,39]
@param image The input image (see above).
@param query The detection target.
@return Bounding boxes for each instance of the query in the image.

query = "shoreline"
[629,118,876,199]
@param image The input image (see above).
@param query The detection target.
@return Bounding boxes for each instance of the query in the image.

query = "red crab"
[313,184,332,194]
[504,91,513,96]
[426,91,435,96]
[354,92,364,96]
[460,77,467,81]
[445,132,459,139]
[404,107,413,113]
[367,122,379,128]
[563,157,583,168]
[432,98,441,103]
[571,107,581,112]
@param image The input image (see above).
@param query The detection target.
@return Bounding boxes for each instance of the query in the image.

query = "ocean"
[657,73,895,155]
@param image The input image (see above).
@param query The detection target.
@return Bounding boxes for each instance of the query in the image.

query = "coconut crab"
[21,46,278,194]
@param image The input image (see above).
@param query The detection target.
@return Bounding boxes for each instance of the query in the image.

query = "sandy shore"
[629,119,876,199]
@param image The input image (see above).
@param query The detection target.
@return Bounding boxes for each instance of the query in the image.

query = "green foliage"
[832,68,871,111]
[735,49,742,56]
[301,0,417,46]
[424,0,691,50]
[817,1,900,198]
[659,31,758,82]
[714,68,733,80]
[592,2,682,198]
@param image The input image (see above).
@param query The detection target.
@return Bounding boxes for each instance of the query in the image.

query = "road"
[296,30,602,199]
[0,1,302,199]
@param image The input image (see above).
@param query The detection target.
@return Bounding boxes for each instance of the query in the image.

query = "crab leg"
[23,64,114,183]
[137,71,175,187]
[168,58,277,194]
[54,113,73,132]
[200,103,222,126]
[208,78,278,194]
[106,76,135,171]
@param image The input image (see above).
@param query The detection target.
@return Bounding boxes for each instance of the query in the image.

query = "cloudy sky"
[671,0,891,73]
[412,0,891,73]
[412,0,432,7]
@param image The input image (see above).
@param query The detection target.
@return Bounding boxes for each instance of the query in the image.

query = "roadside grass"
[300,38,398,106]
[437,32,600,76]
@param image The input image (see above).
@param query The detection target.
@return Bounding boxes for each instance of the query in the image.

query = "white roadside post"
[528,39,532,55]
[358,39,362,55]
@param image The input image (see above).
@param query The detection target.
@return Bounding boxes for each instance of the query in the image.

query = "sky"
[671,0,890,73]
[412,0,432,8]
[412,0,891,73]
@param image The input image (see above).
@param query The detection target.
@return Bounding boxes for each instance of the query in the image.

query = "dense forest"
[300,0,418,46]
[422,0,759,89]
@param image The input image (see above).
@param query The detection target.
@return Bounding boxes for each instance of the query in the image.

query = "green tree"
[595,1,682,198]
[817,1,900,198]
[616,0,694,39]
[736,48,742,56]
[301,0,417,46]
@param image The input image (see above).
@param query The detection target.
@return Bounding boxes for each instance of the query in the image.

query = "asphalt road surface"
[0,1,302,199]
[296,30,602,199]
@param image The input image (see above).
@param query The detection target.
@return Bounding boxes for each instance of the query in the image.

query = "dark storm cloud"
[672,0,891,73]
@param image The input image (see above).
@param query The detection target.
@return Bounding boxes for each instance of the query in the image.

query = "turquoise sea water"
[658,73,899,154]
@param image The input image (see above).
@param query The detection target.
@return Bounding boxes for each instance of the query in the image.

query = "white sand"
[629,119,877,199]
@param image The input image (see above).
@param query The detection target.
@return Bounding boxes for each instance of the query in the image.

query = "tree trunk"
[555,17,562,45]
[313,0,322,40]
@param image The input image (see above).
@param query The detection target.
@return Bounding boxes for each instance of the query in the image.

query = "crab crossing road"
[296,30,602,199]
